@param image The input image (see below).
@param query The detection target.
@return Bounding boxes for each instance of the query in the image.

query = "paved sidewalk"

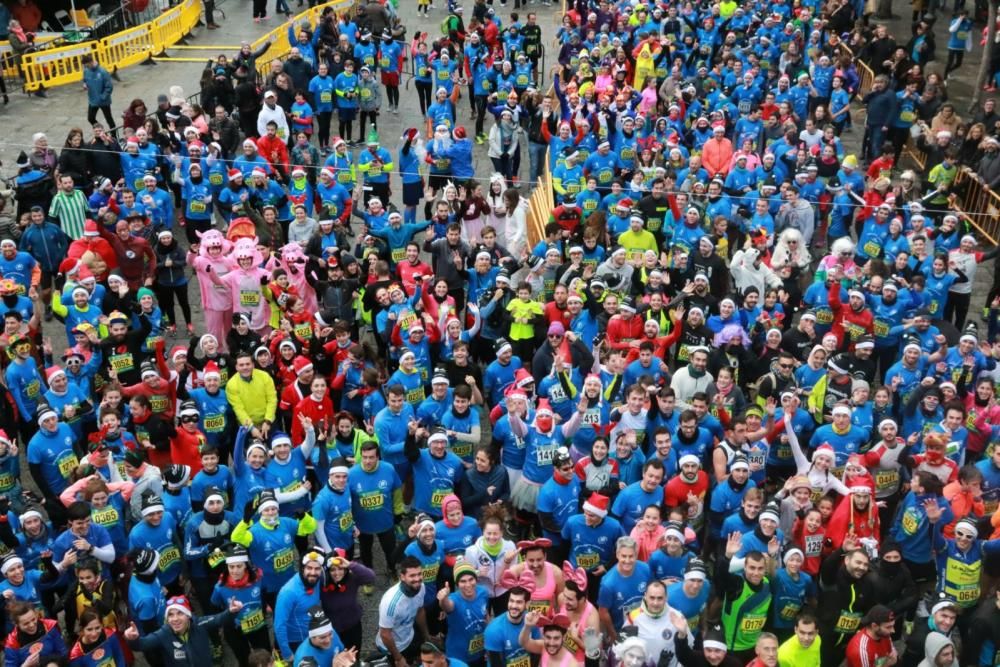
[0,0,566,192]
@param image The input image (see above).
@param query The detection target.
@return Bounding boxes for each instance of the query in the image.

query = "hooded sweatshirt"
[917,632,958,667]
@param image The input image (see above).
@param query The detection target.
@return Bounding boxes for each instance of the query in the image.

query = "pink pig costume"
[188,229,235,351]
[209,237,272,334]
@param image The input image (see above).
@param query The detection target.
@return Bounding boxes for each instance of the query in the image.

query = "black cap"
[862,604,895,625]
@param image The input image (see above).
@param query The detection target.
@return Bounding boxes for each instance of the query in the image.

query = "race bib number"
[431,488,452,510]
[901,507,921,535]
[536,445,556,466]
[582,410,601,425]
[361,89,372,99]
[24,380,42,398]
[91,507,118,528]
[240,290,260,307]
[159,545,181,571]
[337,171,352,184]
[391,247,406,262]
[621,147,636,161]
[110,353,135,373]
[150,394,169,413]
[338,510,354,532]
[741,614,766,633]
[874,320,890,337]
[240,607,266,633]
[468,634,484,654]
[834,612,861,633]
[321,91,333,103]
[575,552,600,570]
[208,549,226,568]
[209,173,223,185]
[899,110,916,123]
[422,561,440,583]
[203,414,225,433]
[527,599,552,614]
[273,547,295,572]
[816,308,833,325]
[405,387,425,404]
[380,57,390,67]
[57,451,77,479]
[0,472,13,493]
[359,490,385,510]
[874,469,898,492]
[779,602,801,620]
[452,442,472,459]
[862,240,881,258]
[189,200,206,214]
[294,322,313,340]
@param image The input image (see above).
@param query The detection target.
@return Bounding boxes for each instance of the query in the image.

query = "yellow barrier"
[954,169,1000,245]
[20,41,98,93]
[98,23,155,71]
[20,0,201,92]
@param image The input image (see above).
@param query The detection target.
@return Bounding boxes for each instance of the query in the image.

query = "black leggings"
[155,283,192,327]
[946,49,965,74]
[415,80,432,115]
[474,95,488,135]
[945,291,971,328]
[339,119,354,142]
[317,110,333,147]
[359,110,378,143]
[252,0,267,17]
[386,85,399,108]
[359,528,397,574]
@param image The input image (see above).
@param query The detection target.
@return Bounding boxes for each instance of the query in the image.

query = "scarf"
[481,538,504,558]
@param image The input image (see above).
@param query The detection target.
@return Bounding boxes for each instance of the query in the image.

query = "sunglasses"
[779,364,794,369]
[548,334,563,339]
[956,531,975,539]
[180,416,199,424]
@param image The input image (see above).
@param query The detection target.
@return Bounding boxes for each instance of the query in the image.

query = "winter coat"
[127,610,233,667]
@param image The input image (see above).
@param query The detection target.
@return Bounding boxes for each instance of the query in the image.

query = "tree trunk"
[875,0,895,19]
[971,0,999,112]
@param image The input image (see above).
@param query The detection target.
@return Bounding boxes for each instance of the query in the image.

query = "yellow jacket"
[226,369,278,427]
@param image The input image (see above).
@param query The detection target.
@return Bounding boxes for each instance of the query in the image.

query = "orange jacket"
[942,480,985,538]
[701,137,733,179]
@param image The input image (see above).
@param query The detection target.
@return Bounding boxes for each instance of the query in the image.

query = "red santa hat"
[514,368,535,389]
[83,220,100,237]
[165,595,193,618]
[583,492,609,518]
[169,345,187,363]
[203,361,221,380]
[812,443,835,463]
[46,366,66,383]
[292,355,314,377]
[228,168,242,180]
[535,398,553,416]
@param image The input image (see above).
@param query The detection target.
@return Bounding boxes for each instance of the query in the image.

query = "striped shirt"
[48,189,88,240]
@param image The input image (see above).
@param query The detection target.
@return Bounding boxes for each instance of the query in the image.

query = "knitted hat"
[759,502,780,524]
[308,605,333,637]
[140,493,165,517]
[225,543,250,565]
[453,557,477,583]
[256,489,279,513]
[178,400,199,419]
[163,464,191,490]
[702,625,727,652]
[131,547,160,576]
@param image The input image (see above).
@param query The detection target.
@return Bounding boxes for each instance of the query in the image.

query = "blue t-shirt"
[667,579,712,632]
[484,612,538,667]
[597,561,651,629]
[348,462,401,534]
[537,476,582,543]
[446,586,491,663]
[562,514,624,572]
[611,482,664,533]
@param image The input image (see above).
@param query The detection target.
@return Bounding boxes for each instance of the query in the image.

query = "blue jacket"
[83,64,114,107]
[19,222,69,273]
[274,572,322,658]
[4,619,66,667]
[441,139,475,179]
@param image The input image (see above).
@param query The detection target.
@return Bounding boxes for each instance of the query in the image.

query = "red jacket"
[827,282,874,350]
[606,313,645,352]
[170,427,206,475]
[256,135,290,178]
[292,392,335,444]
[845,629,893,667]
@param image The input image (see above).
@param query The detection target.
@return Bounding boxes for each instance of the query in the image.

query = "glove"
[243,499,256,524]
